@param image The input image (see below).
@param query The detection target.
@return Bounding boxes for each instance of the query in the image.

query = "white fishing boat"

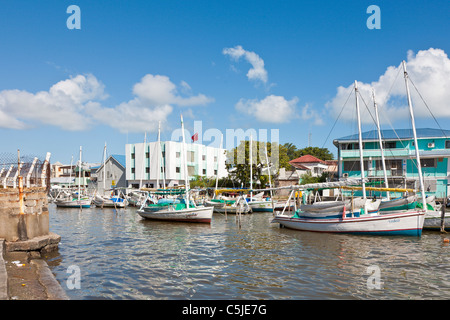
[214,197,252,214]
[55,147,92,209]
[273,209,425,236]
[127,189,151,207]
[93,194,128,208]
[137,114,213,223]
[272,69,427,236]
[137,201,213,223]
[248,199,273,212]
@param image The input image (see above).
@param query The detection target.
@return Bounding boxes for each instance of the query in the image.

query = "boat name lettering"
[388,218,400,223]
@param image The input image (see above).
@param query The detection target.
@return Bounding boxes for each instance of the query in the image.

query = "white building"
[125,141,227,188]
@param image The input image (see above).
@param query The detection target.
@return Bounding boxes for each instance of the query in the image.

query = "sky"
[0,0,449,164]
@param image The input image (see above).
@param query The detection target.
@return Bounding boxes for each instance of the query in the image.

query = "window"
[343,160,369,172]
[131,153,135,159]
[446,141,450,149]
[187,151,195,162]
[202,169,206,175]
[202,155,206,161]
[176,152,181,158]
[214,156,218,162]
[384,141,396,149]
[421,158,436,168]
[145,167,149,173]
[176,167,180,173]
[214,170,217,175]
[131,168,135,174]
[145,152,149,158]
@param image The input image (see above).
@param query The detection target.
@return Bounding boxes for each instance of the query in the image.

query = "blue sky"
[0,0,449,164]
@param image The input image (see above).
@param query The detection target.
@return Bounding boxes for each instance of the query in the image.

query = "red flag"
[191,132,198,142]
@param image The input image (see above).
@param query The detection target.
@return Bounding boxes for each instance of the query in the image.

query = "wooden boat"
[137,201,213,223]
[248,199,273,212]
[272,209,425,236]
[55,197,91,208]
[136,114,213,224]
[213,196,252,214]
[56,146,91,208]
[273,70,427,236]
[93,194,128,208]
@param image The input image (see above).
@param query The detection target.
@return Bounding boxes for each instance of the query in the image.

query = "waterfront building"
[125,141,227,189]
[91,155,127,194]
[333,128,450,198]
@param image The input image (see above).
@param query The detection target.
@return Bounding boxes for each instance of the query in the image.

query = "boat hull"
[55,199,91,208]
[423,210,450,230]
[137,206,213,223]
[214,206,252,214]
[93,196,127,208]
[272,210,425,236]
[248,200,273,212]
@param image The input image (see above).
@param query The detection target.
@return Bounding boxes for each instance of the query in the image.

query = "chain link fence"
[0,152,51,191]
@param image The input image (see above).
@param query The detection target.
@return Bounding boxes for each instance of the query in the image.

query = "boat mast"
[140,132,146,189]
[402,60,427,208]
[157,122,161,189]
[373,89,390,199]
[180,114,190,205]
[103,142,107,195]
[249,133,253,201]
[214,133,223,199]
[158,121,166,190]
[78,146,82,202]
[354,81,366,199]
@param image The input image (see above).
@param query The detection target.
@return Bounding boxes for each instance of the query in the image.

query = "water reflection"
[46,204,450,300]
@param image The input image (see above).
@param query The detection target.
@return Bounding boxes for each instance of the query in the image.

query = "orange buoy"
[443,238,450,243]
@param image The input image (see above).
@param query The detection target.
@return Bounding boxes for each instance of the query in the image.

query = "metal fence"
[0,152,51,190]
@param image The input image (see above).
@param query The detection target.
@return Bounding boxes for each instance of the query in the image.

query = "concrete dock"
[0,237,69,300]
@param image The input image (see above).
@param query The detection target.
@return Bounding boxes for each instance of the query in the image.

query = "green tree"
[226,140,281,188]
[294,146,334,161]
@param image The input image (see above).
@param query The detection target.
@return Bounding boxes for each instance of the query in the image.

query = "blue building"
[333,128,450,199]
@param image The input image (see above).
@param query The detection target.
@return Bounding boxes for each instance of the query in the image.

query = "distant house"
[91,155,126,194]
[289,155,329,177]
[275,168,301,197]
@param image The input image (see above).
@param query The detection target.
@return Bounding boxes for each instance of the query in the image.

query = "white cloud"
[301,103,324,126]
[132,74,213,107]
[0,74,106,130]
[223,45,269,85]
[235,95,298,123]
[326,48,450,124]
[88,74,213,133]
[0,73,213,133]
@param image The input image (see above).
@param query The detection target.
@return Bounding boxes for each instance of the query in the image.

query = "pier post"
[441,198,447,233]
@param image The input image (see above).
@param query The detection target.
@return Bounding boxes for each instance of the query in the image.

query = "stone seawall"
[0,186,66,299]
[0,187,49,242]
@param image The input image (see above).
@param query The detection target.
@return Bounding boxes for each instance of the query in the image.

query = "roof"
[333,128,450,146]
[95,154,126,172]
[111,155,126,168]
[289,154,325,164]
[290,163,310,170]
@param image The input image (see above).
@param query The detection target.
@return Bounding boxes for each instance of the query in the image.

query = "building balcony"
[340,148,410,158]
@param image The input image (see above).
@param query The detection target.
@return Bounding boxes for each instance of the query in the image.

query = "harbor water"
[45,203,450,300]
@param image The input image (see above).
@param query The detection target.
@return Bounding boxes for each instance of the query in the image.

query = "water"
[45,204,450,300]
